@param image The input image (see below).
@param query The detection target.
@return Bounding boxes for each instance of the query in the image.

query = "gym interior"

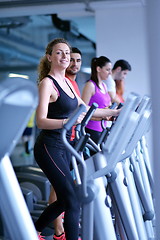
[0,0,160,239]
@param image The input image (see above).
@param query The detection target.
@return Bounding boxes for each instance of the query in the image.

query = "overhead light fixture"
[51,14,79,37]
[8,73,29,79]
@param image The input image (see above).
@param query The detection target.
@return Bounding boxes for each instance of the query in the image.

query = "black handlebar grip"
[64,104,86,131]
[81,102,98,127]
[109,102,118,109]
[117,102,124,109]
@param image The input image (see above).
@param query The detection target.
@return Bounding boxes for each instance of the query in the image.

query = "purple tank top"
[86,80,111,132]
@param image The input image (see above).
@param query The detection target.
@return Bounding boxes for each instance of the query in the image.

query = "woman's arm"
[94,107,120,119]
[81,81,95,105]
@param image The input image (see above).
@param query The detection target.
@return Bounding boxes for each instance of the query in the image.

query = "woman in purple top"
[82,56,112,145]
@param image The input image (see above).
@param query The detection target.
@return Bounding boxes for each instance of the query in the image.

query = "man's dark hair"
[113,59,131,71]
[71,47,82,56]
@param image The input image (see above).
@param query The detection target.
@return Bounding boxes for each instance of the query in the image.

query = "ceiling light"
[8,73,29,79]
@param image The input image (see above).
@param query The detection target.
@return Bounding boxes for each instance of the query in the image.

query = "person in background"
[66,47,82,141]
[66,47,81,97]
[115,78,125,103]
[49,47,82,240]
[82,56,112,145]
[34,38,120,240]
[106,59,131,104]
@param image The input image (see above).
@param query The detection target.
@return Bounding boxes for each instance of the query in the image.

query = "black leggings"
[85,128,101,144]
[85,128,101,155]
[34,132,80,240]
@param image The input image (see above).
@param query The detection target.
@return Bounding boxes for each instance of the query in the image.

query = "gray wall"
[95,2,150,98]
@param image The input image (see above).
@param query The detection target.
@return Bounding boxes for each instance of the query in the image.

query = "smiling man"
[65,47,82,98]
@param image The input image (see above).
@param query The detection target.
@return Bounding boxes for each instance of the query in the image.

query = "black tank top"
[42,75,78,137]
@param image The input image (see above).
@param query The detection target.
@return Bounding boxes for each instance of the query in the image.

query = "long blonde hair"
[37,38,71,84]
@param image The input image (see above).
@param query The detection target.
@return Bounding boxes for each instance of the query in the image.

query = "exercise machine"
[0,78,39,240]
[62,92,154,240]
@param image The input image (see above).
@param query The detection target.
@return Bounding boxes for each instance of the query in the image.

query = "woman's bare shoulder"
[39,77,53,86]
[84,80,95,91]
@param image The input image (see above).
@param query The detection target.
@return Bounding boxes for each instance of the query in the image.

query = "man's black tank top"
[42,75,78,137]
